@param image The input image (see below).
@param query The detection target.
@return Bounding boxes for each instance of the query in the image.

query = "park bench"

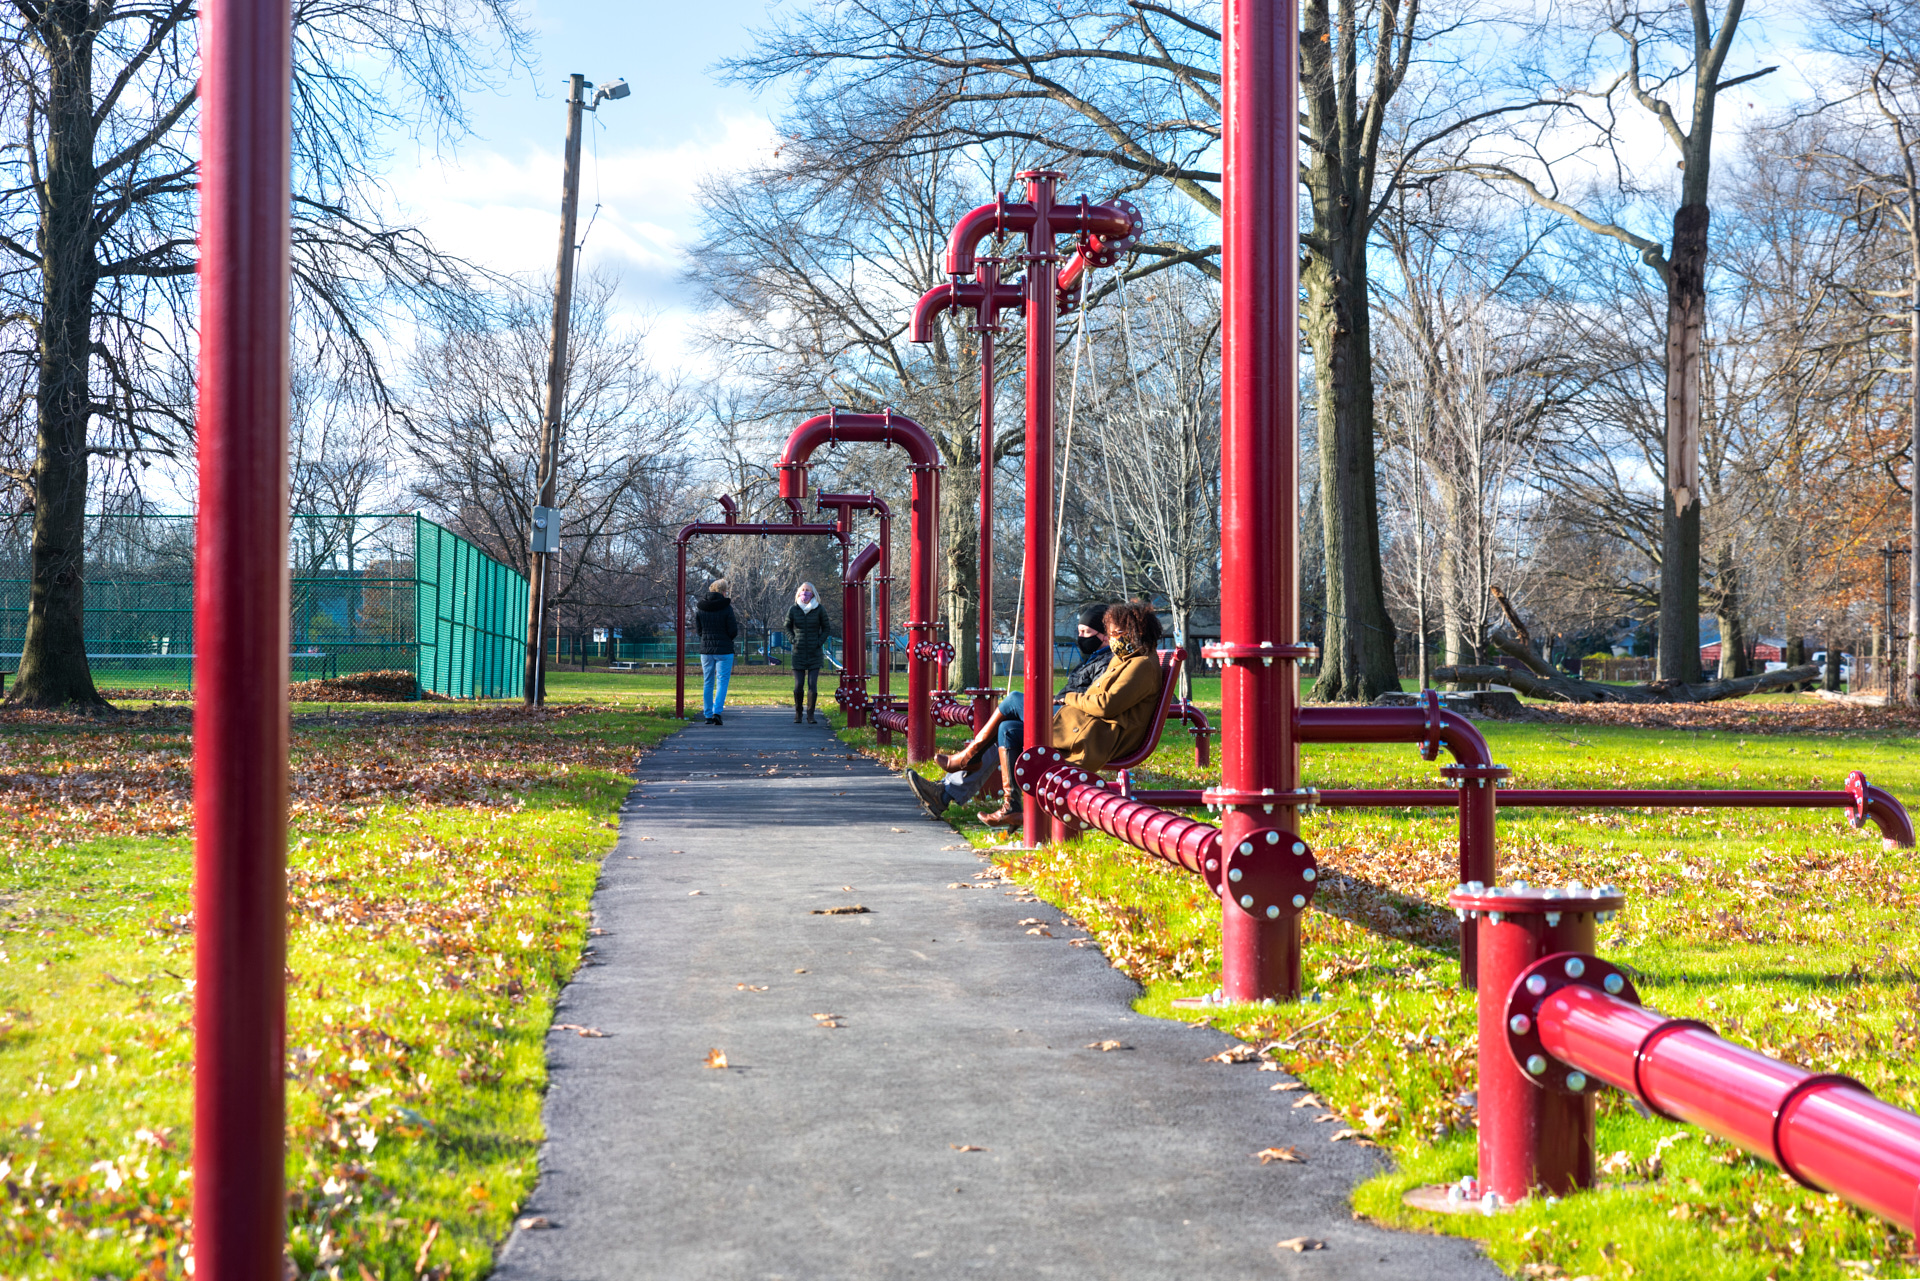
[609,660,639,671]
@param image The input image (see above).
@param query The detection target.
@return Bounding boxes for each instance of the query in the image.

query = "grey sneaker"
[906,770,949,818]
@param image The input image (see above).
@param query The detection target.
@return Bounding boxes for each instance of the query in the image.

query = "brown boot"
[936,732,989,774]
[980,756,1021,828]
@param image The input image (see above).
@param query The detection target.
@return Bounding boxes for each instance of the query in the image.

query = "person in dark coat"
[785,581,834,723]
[692,578,739,725]
[1063,602,1113,695]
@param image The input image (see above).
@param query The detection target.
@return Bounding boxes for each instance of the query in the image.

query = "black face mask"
[1077,635,1104,655]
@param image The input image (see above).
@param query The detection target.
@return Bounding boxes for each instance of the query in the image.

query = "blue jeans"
[700,653,735,717]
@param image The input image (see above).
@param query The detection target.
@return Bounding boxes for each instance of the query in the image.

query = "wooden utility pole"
[524,74,590,707]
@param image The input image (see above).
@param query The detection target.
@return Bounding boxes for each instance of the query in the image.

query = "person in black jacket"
[785,581,834,723]
[692,578,740,725]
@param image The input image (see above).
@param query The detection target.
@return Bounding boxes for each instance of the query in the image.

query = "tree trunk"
[1659,204,1708,686]
[1445,630,1817,703]
[1304,239,1398,701]
[1713,544,1749,679]
[942,425,981,692]
[14,3,107,710]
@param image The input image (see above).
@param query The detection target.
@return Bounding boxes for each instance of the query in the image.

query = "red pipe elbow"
[845,541,881,583]
[910,282,958,343]
[778,409,940,498]
[945,195,1036,276]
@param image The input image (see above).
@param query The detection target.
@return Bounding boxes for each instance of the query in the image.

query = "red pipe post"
[839,541,881,725]
[1446,883,1623,1205]
[195,0,293,1273]
[815,492,893,734]
[778,410,940,761]
[1203,0,1311,1000]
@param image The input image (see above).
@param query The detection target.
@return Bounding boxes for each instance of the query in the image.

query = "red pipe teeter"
[778,411,941,761]
[1446,881,1920,1231]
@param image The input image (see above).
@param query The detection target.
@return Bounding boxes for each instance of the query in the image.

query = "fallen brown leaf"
[1255,1146,1304,1164]
[1329,1128,1379,1145]
[950,1144,986,1152]
[811,905,870,915]
[1207,1045,1262,1064]
[703,1048,728,1069]
[735,984,768,992]
[1025,926,1054,937]
[1276,1237,1325,1252]
[552,1024,607,1038]
[515,1216,554,1231]
[1086,1040,1130,1051]
[1291,1094,1323,1109]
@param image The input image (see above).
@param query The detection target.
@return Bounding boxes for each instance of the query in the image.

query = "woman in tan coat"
[975,601,1165,827]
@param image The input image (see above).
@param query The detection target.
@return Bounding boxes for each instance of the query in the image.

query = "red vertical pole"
[675,541,687,718]
[975,261,1000,731]
[1022,172,1060,847]
[194,0,292,1274]
[1217,0,1303,999]
[1448,884,1620,1203]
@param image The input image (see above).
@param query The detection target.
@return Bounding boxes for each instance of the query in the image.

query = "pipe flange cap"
[1504,953,1639,1095]
[1219,830,1318,920]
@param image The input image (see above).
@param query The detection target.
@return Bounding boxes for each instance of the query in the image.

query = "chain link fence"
[0,514,526,698]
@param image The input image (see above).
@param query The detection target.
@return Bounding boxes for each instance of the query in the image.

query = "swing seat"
[1101,649,1186,780]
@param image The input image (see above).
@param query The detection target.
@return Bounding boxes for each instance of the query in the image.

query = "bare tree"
[0,0,530,706]
[1465,0,1777,684]
[720,0,1549,702]
[401,273,698,642]
[1803,0,1920,700]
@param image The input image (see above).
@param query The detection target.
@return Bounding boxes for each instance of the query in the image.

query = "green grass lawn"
[0,703,682,1280]
[857,704,1920,1280]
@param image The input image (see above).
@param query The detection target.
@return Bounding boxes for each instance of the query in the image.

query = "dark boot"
[980,756,1021,828]
[907,770,949,818]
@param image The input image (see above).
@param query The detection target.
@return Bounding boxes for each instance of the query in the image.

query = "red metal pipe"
[815,492,892,734]
[1536,989,1920,1227]
[1015,749,1319,918]
[1210,0,1306,999]
[195,0,292,1272]
[672,513,845,719]
[778,410,939,761]
[910,266,1021,730]
[1019,171,1063,846]
[1447,883,1620,1204]
[839,541,881,725]
[1299,701,1502,985]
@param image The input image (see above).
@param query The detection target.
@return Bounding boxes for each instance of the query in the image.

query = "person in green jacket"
[785,581,834,723]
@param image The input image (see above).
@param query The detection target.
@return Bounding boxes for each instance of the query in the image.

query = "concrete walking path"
[491,706,1497,1280]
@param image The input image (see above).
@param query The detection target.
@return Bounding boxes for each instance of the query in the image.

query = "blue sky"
[385,0,794,363]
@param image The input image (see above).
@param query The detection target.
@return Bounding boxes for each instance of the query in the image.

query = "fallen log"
[1433,656,1822,704]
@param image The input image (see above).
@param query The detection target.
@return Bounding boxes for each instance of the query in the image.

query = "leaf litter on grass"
[838,709,1920,1279]
[0,705,680,1280]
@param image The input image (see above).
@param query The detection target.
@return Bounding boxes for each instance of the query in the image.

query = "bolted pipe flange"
[1441,762,1514,790]
[1502,952,1640,1096]
[1199,785,1319,815]
[1219,829,1318,920]
[1846,769,1871,831]
[1014,745,1072,797]
[1199,640,1318,670]
[1418,688,1444,761]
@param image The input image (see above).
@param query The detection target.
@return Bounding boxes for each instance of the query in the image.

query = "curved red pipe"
[944,194,1036,277]
[778,410,940,762]
[1299,703,1497,985]
[839,541,882,727]
[815,492,894,728]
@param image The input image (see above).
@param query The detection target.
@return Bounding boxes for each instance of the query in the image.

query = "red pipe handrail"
[1450,881,1920,1230]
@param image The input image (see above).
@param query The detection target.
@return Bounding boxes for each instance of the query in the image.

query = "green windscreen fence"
[0,514,526,698]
